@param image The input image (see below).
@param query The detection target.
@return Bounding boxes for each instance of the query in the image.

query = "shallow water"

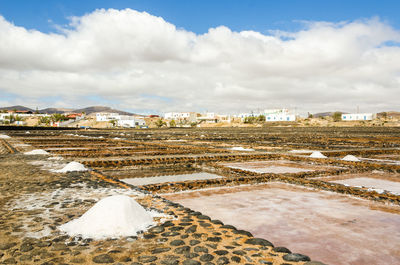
[331,177,400,195]
[165,183,400,265]
[221,160,332,174]
[121,172,223,186]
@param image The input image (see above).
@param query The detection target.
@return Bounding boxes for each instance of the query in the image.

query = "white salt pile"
[25,131,30,134]
[59,195,154,239]
[230,147,255,151]
[55,162,87,173]
[0,134,11,139]
[48,156,64,161]
[342,155,360,162]
[24,149,49,155]
[309,151,327,158]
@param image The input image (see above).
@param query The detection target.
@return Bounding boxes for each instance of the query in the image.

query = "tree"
[308,113,313,118]
[109,119,117,127]
[39,116,51,125]
[258,115,266,122]
[155,119,166,128]
[169,119,176,127]
[332,112,342,122]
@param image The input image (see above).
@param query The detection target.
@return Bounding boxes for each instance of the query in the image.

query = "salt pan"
[55,162,87,173]
[309,151,327,158]
[59,195,154,239]
[0,134,10,139]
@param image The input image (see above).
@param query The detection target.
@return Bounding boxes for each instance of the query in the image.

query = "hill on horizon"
[0,105,140,116]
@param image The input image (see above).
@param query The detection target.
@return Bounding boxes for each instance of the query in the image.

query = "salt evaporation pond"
[165,183,400,265]
[331,177,400,195]
[121,172,223,186]
[221,160,333,174]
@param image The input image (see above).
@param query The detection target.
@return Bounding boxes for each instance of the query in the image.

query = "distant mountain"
[0,105,34,112]
[40,108,74,114]
[313,111,347,118]
[0,105,141,116]
[377,111,400,118]
[72,106,139,116]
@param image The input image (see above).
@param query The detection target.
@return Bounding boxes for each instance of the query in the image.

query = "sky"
[0,0,399,115]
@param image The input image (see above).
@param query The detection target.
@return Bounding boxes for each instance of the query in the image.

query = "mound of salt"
[48,156,64,161]
[55,162,87,173]
[24,149,49,155]
[0,134,11,139]
[59,195,154,239]
[230,147,255,151]
[342,155,360,162]
[25,131,30,134]
[309,151,327,158]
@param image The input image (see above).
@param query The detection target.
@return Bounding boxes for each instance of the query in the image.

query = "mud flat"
[165,182,400,265]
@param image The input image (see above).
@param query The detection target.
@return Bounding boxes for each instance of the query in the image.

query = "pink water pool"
[164,183,400,265]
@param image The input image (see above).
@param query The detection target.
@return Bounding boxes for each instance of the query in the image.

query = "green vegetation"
[169,119,176,127]
[332,112,342,122]
[244,115,265,124]
[155,119,166,128]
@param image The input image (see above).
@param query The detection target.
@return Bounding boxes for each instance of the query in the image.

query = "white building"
[95,113,145,127]
[341,113,374,121]
[164,112,197,122]
[96,113,120,122]
[265,114,296,122]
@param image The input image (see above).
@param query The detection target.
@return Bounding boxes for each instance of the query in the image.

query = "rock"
[200,254,214,262]
[214,250,229,256]
[189,240,200,246]
[216,257,229,264]
[162,232,180,237]
[170,240,185,246]
[161,256,179,265]
[232,250,246,256]
[185,253,199,259]
[233,230,253,237]
[92,254,114,263]
[231,255,241,263]
[70,257,86,263]
[51,243,69,251]
[244,238,273,247]
[152,247,171,254]
[182,260,201,265]
[138,255,157,263]
[283,253,311,262]
[197,215,211,220]
[273,246,291,253]
[148,226,165,233]
[174,246,190,254]
[211,220,224,225]
[20,242,34,252]
[194,246,209,253]
[185,225,197,233]
[206,237,222,242]
[0,242,17,250]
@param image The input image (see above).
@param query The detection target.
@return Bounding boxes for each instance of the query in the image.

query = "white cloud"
[0,9,399,114]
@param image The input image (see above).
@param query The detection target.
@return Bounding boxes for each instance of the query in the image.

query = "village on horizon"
[0,105,398,129]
